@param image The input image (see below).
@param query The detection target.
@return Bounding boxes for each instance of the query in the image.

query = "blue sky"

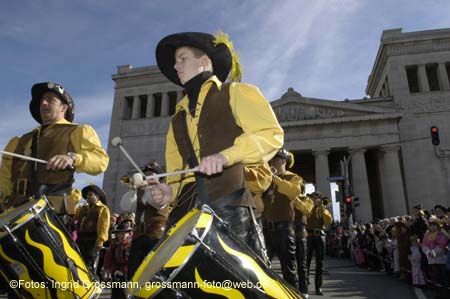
[1,0,450,190]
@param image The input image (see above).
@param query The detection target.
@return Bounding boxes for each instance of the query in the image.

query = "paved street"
[292,257,425,299]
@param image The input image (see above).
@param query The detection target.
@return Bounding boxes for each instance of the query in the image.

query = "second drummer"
[145,31,284,247]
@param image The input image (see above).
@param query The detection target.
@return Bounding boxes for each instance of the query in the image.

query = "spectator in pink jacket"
[421,217,449,298]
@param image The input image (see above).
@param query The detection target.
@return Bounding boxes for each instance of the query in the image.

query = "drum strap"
[247,195,271,267]
[179,111,209,206]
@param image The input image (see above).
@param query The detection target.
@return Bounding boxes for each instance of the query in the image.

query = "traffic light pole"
[430,126,450,200]
[340,155,353,228]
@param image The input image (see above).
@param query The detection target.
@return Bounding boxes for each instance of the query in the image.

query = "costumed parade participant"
[306,192,333,296]
[0,82,109,214]
[146,31,284,247]
[0,82,109,298]
[262,149,301,289]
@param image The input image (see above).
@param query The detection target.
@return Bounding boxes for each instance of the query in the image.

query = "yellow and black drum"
[130,205,303,299]
[0,197,101,298]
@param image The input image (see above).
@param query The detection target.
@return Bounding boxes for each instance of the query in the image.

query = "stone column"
[350,148,373,223]
[418,65,430,92]
[438,63,450,91]
[161,92,169,116]
[313,149,331,198]
[146,94,154,118]
[131,96,139,119]
[379,145,407,217]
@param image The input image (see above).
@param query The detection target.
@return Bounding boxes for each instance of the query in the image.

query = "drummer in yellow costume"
[146,31,283,247]
[293,179,314,297]
[262,148,301,290]
[0,82,109,215]
[306,192,332,296]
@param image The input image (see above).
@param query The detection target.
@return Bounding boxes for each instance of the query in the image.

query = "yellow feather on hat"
[213,30,242,82]
[287,151,295,168]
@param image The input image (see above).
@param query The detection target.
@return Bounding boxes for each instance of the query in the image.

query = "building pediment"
[271,88,400,123]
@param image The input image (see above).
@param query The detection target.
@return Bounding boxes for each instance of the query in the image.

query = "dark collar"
[183,71,212,114]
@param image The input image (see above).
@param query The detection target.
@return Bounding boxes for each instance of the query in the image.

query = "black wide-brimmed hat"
[308,191,324,199]
[141,161,163,174]
[156,31,241,86]
[82,184,107,205]
[434,204,447,213]
[412,204,423,210]
[112,223,133,234]
[274,148,294,168]
[29,82,75,124]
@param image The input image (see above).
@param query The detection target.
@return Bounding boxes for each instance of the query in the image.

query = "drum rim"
[164,206,214,286]
[131,206,214,298]
[0,198,47,238]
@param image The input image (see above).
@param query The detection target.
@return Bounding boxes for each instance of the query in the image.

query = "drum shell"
[0,198,100,299]
[131,208,302,299]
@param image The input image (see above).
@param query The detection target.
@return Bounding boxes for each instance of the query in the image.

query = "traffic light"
[345,196,353,214]
[430,126,440,146]
[354,197,360,208]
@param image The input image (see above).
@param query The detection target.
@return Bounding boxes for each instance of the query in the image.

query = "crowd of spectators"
[326,204,450,299]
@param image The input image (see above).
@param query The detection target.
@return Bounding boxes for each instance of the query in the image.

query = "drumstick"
[0,150,48,164]
[0,150,74,171]
[111,137,146,177]
[129,167,199,187]
[111,136,199,185]
[145,167,199,180]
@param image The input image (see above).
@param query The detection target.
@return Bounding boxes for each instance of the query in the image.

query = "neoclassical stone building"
[104,28,450,223]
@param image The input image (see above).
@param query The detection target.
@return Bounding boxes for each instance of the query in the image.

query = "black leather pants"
[263,222,299,289]
[208,204,268,265]
[307,234,326,290]
[295,227,309,294]
[214,205,252,247]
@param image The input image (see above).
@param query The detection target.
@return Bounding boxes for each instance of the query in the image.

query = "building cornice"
[366,27,450,96]
[280,112,402,127]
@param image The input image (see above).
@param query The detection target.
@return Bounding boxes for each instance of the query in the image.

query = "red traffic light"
[345,196,352,203]
[430,126,440,146]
